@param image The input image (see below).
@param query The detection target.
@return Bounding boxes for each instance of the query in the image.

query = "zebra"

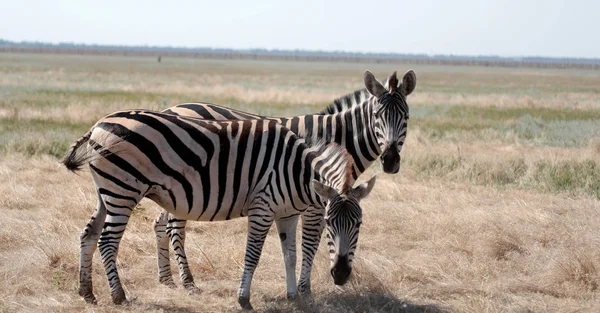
[61,110,376,310]
[154,70,416,294]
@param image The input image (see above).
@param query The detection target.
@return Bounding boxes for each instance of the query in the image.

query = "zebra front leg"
[275,215,299,300]
[79,194,107,304]
[98,197,137,304]
[238,210,275,310]
[167,215,198,292]
[153,211,176,287]
[297,209,325,295]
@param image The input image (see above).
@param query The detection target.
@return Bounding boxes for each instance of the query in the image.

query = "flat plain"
[1,52,599,312]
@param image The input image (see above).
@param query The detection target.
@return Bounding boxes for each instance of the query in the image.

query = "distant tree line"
[1,39,598,70]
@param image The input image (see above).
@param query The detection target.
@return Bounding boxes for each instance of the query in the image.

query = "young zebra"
[155,70,416,294]
[62,110,376,310]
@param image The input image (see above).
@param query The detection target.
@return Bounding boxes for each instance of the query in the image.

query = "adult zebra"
[155,70,416,294]
[62,111,376,310]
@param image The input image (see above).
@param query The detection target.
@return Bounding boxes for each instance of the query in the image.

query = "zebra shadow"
[258,290,448,313]
[131,302,200,313]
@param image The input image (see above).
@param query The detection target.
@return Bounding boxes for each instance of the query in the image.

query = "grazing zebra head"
[364,70,416,174]
[311,176,376,285]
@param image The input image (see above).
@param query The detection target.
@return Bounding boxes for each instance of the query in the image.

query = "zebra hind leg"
[168,215,198,293]
[297,209,325,296]
[275,216,299,300]
[238,207,275,310]
[97,193,139,304]
[154,211,176,288]
[78,193,107,304]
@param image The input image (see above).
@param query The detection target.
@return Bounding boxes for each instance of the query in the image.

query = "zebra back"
[63,110,356,216]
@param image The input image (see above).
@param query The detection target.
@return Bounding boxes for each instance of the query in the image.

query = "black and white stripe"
[319,74,394,115]
[62,110,376,309]
[155,70,417,293]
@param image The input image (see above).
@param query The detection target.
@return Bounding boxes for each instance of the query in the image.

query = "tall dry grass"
[1,52,599,312]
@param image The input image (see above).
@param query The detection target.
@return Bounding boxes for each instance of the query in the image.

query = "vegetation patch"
[0,118,89,158]
[412,105,600,147]
[467,158,529,186]
[4,88,176,109]
[407,155,599,199]
[534,159,600,199]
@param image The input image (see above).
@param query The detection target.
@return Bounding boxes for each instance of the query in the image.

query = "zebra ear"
[388,71,399,93]
[364,70,386,99]
[349,176,376,200]
[399,70,417,96]
[311,180,338,200]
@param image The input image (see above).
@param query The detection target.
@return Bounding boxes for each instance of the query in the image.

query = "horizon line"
[2,38,599,62]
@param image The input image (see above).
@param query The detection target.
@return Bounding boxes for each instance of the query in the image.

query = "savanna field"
[1,52,599,313]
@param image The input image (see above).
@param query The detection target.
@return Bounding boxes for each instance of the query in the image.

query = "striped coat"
[154,70,416,294]
[62,110,376,309]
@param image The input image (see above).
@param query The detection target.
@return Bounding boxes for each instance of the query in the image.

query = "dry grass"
[2,155,599,312]
[1,52,600,312]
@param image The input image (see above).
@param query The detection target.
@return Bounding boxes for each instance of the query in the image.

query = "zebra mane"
[306,140,354,194]
[319,76,390,114]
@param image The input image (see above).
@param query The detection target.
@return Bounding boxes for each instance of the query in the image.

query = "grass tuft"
[534,160,600,199]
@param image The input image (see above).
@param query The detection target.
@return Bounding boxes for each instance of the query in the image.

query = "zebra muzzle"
[330,254,352,285]
[380,145,400,174]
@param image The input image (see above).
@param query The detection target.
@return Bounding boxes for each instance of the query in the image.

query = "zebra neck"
[326,100,382,179]
[279,99,382,181]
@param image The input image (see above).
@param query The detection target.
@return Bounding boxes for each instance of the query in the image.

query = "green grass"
[0,118,90,158]
[406,155,600,199]
[510,115,600,147]
[447,106,600,121]
[534,160,600,199]
[412,105,600,147]
[1,88,179,109]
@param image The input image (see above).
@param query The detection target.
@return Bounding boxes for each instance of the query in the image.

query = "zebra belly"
[145,181,251,222]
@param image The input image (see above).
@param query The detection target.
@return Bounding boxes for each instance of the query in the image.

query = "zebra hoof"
[79,286,97,304]
[81,293,97,305]
[238,296,253,310]
[159,277,177,289]
[287,292,297,300]
[111,289,127,305]
[185,284,201,295]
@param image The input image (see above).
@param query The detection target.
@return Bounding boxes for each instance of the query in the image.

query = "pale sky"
[1,0,598,59]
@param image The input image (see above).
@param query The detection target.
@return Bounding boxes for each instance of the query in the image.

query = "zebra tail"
[61,131,92,172]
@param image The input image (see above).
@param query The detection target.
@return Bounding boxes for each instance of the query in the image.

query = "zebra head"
[311,176,376,286]
[364,70,416,174]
